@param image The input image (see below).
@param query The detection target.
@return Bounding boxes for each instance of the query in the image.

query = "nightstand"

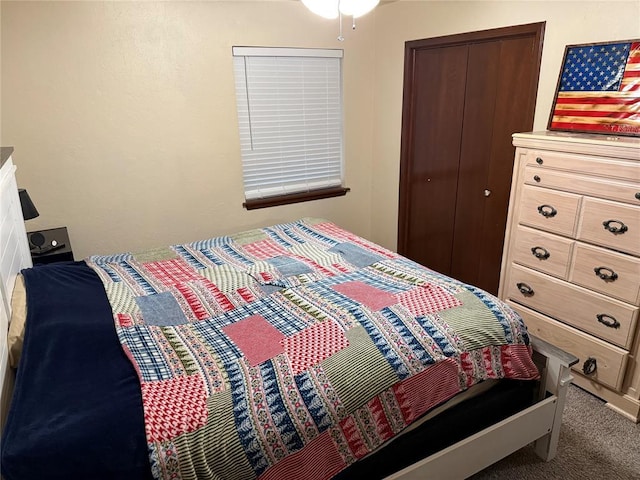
[28,227,74,265]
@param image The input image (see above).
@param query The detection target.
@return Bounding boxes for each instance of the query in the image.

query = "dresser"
[499,131,640,422]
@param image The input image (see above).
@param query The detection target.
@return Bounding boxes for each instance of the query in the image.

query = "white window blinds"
[232,47,344,201]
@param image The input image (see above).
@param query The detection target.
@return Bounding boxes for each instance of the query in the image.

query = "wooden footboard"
[386,336,578,479]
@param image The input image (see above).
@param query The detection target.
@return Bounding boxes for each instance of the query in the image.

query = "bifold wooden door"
[398,23,544,294]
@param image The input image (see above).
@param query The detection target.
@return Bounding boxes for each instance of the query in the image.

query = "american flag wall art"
[548,39,640,136]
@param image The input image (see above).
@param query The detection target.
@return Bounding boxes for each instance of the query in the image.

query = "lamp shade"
[302,0,380,19]
[302,0,340,19]
[18,188,39,220]
[339,0,380,17]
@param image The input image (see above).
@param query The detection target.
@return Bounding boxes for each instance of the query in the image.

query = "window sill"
[243,186,350,210]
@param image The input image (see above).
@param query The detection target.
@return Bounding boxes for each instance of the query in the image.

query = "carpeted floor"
[470,384,640,480]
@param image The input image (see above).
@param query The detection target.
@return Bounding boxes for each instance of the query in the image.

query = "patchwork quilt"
[86,218,539,480]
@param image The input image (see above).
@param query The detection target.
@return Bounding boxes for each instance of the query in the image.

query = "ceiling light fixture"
[302,0,380,41]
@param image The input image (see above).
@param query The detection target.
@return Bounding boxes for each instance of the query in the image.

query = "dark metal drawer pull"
[602,219,628,234]
[531,246,550,260]
[596,313,620,329]
[537,204,557,218]
[582,357,597,375]
[594,266,618,282]
[516,282,534,296]
[536,157,543,165]
[635,192,640,200]
[533,175,541,182]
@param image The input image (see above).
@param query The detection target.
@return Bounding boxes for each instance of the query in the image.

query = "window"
[232,47,349,210]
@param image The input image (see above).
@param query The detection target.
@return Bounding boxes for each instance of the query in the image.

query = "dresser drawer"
[518,185,581,237]
[578,197,640,256]
[511,225,573,279]
[570,242,640,305]
[525,149,640,183]
[509,302,628,391]
[523,165,640,206]
[506,265,638,348]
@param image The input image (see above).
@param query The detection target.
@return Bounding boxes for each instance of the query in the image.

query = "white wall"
[2,1,638,258]
[370,0,640,250]
[1,1,376,258]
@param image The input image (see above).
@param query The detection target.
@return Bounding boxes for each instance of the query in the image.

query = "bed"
[0,150,577,480]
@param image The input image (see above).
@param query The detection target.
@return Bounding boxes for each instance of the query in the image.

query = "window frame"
[232,46,349,210]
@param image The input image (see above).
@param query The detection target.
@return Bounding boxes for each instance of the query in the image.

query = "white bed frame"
[0,149,577,479]
[0,148,33,439]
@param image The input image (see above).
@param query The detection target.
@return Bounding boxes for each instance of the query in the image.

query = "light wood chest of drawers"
[499,131,640,422]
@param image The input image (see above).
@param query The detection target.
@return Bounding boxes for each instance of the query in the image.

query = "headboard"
[0,147,33,435]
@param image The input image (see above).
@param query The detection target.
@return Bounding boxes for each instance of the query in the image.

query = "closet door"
[398,23,544,294]
[400,44,468,277]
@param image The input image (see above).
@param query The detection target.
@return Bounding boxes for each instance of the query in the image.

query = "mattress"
[1,218,539,480]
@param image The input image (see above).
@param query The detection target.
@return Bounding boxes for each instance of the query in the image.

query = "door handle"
[537,204,557,218]
[602,220,628,234]
[531,246,550,260]
[516,282,534,296]
[582,357,597,375]
[596,314,620,329]
[594,266,618,282]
